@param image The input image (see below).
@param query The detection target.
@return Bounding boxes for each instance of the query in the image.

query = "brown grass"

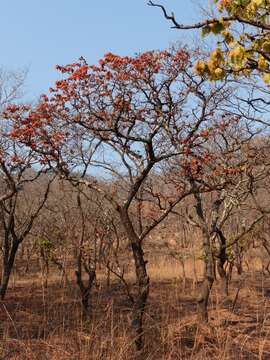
[1,259,270,359]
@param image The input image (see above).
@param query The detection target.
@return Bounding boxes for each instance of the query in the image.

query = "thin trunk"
[197,241,215,323]
[216,229,229,296]
[192,253,198,290]
[0,268,12,300]
[228,262,234,283]
[39,249,49,289]
[75,254,96,317]
[106,266,111,288]
[217,258,229,297]
[24,247,32,273]
[180,258,186,289]
[193,190,215,323]
[75,269,96,316]
[120,208,149,353]
[131,241,149,352]
[0,241,19,300]
[234,242,243,275]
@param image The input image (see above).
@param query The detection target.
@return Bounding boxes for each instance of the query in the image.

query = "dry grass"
[1,259,270,359]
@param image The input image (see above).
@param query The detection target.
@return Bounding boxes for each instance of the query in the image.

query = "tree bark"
[234,242,243,275]
[194,191,215,323]
[75,262,96,317]
[216,229,229,296]
[0,240,19,300]
[197,244,215,323]
[217,258,229,297]
[120,208,149,353]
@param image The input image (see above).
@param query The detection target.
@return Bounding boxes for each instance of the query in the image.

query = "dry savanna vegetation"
[2,1,270,359]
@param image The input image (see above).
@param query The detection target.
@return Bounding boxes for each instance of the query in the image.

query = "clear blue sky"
[0,1,204,100]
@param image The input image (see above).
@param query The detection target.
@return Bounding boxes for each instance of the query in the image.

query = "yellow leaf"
[214,67,225,79]
[257,56,268,70]
[194,60,207,75]
[252,0,263,5]
[263,73,270,83]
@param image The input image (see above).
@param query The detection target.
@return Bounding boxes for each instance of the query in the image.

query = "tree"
[0,110,54,300]
[0,70,55,300]
[5,48,240,352]
[148,1,270,82]
[163,106,266,320]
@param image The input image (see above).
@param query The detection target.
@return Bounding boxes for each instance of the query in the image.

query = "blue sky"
[1,1,203,100]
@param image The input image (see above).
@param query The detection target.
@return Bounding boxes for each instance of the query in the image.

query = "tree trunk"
[0,241,19,300]
[234,242,243,275]
[0,268,12,300]
[120,208,149,354]
[131,242,149,352]
[197,282,213,323]
[216,229,229,296]
[75,267,96,317]
[217,258,229,297]
[39,249,50,289]
[197,230,215,323]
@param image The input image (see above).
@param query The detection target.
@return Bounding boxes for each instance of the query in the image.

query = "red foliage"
[2,48,245,188]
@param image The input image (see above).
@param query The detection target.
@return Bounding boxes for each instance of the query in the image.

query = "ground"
[0,260,270,359]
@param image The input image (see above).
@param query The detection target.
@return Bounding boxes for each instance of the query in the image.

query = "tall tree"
[5,48,240,351]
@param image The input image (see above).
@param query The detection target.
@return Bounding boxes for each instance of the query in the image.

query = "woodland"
[1,1,270,359]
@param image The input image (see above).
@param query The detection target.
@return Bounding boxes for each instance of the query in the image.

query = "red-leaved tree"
[5,48,246,352]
